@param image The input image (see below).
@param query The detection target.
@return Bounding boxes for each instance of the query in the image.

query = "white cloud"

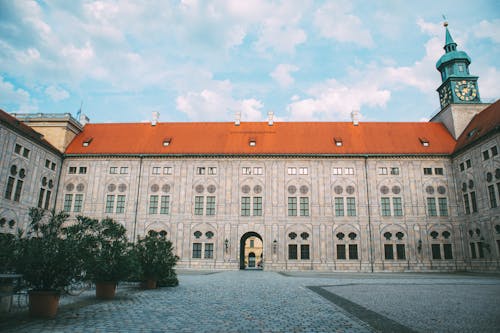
[474,19,500,43]
[270,64,299,87]
[45,85,69,101]
[0,76,37,112]
[176,78,264,121]
[287,79,390,121]
[478,66,499,101]
[314,1,373,47]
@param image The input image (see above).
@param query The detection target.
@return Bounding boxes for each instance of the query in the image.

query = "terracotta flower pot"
[143,278,157,289]
[95,282,116,299]
[29,290,60,318]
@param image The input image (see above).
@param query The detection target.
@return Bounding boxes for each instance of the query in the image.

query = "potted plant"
[67,216,138,299]
[15,208,82,318]
[135,230,179,289]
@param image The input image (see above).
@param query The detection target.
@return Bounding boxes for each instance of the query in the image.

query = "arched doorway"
[240,232,263,270]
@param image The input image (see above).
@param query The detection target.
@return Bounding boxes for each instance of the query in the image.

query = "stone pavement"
[1,271,499,332]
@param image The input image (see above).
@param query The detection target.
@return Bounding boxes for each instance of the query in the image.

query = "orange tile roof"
[65,120,457,156]
[454,100,500,153]
[0,109,61,155]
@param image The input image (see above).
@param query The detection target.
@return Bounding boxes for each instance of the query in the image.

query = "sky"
[0,0,498,124]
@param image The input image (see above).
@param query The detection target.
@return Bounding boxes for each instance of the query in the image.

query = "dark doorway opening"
[240,232,263,270]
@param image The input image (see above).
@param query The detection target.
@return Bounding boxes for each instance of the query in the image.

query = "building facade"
[1,24,499,272]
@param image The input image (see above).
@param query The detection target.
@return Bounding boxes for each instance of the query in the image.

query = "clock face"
[439,85,451,107]
[454,80,477,101]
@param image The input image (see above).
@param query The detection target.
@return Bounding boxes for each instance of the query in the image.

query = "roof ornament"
[268,111,274,126]
[351,110,360,126]
[152,111,159,126]
[235,112,241,126]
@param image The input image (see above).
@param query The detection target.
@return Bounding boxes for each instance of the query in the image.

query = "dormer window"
[249,139,256,147]
[419,138,429,147]
[163,138,171,147]
[334,138,343,147]
[82,138,93,147]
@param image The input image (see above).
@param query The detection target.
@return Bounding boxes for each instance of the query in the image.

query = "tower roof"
[436,23,471,70]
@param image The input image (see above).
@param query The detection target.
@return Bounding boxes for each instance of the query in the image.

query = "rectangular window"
[51,162,56,171]
[483,150,490,160]
[160,196,170,214]
[149,195,159,214]
[390,167,399,175]
[299,167,308,175]
[204,243,214,259]
[423,168,432,175]
[105,195,115,213]
[466,159,471,168]
[288,244,298,259]
[73,194,83,212]
[241,197,251,216]
[288,197,297,216]
[300,244,310,260]
[208,167,217,175]
[300,197,309,216]
[192,243,202,259]
[253,167,263,175]
[396,244,406,260]
[378,167,388,175]
[393,197,403,216]
[250,240,254,248]
[478,242,485,258]
[381,197,391,216]
[194,196,204,215]
[345,167,354,175]
[79,167,87,174]
[13,180,23,202]
[332,167,342,175]
[431,244,441,259]
[38,188,45,208]
[69,167,77,174]
[64,194,73,212]
[463,194,470,214]
[336,244,346,260]
[287,167,297,175]
[116,195,125,213]
[470,191,478,213]
[335,197,344,216]
[427,197,437,216]
[384,244,394,260]
[434,168,444,175]
[491,146,498,157]
[443,244,453,259]
[44,191,51,210]
[109,167,118,174]
[152,167,161,175]
[346,197,356,216]
[4,177,14,200]
[14,144,22,154]
[242,167,251,175]
[22,148,30,158]
[120,167,128,174]
[488,185,497,208]
[206,196,216,216]
[460,163,465,171]
[196,167,205,175]
[349,244,358,260]
[45,159,51,168]
[470,242,477,259]
[253,197,262,216]
[438,198,448,216]
[163,167,172,175]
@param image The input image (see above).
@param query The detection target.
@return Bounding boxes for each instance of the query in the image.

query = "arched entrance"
[240,232,263,270]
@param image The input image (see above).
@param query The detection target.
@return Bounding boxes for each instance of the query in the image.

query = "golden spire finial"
[442,14,448,27]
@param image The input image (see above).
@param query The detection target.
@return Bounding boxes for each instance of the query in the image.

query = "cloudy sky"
[0,0,498,123]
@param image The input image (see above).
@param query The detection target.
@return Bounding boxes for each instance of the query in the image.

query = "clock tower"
[436,21,481,108]
[432,20,489,139]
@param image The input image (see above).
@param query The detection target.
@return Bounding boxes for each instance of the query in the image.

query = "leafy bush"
[0,232,16,273]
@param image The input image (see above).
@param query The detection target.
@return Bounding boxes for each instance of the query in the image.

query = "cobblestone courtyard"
[1,271,499,332]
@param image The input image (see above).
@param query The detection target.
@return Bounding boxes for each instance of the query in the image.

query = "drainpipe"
[364,156,374,272]
[132,155,144,242]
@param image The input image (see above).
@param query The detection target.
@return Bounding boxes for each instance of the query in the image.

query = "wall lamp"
[224,238,229,253]
[272,239,278,254]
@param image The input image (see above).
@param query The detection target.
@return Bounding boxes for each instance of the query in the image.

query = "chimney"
[79,114,89,126]
[268,111,274,126]
[351,110,360,126]
[234,112,241,126]
[152,111,159,126]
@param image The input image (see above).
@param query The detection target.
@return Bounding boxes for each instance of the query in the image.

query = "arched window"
[4,165,26,202]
